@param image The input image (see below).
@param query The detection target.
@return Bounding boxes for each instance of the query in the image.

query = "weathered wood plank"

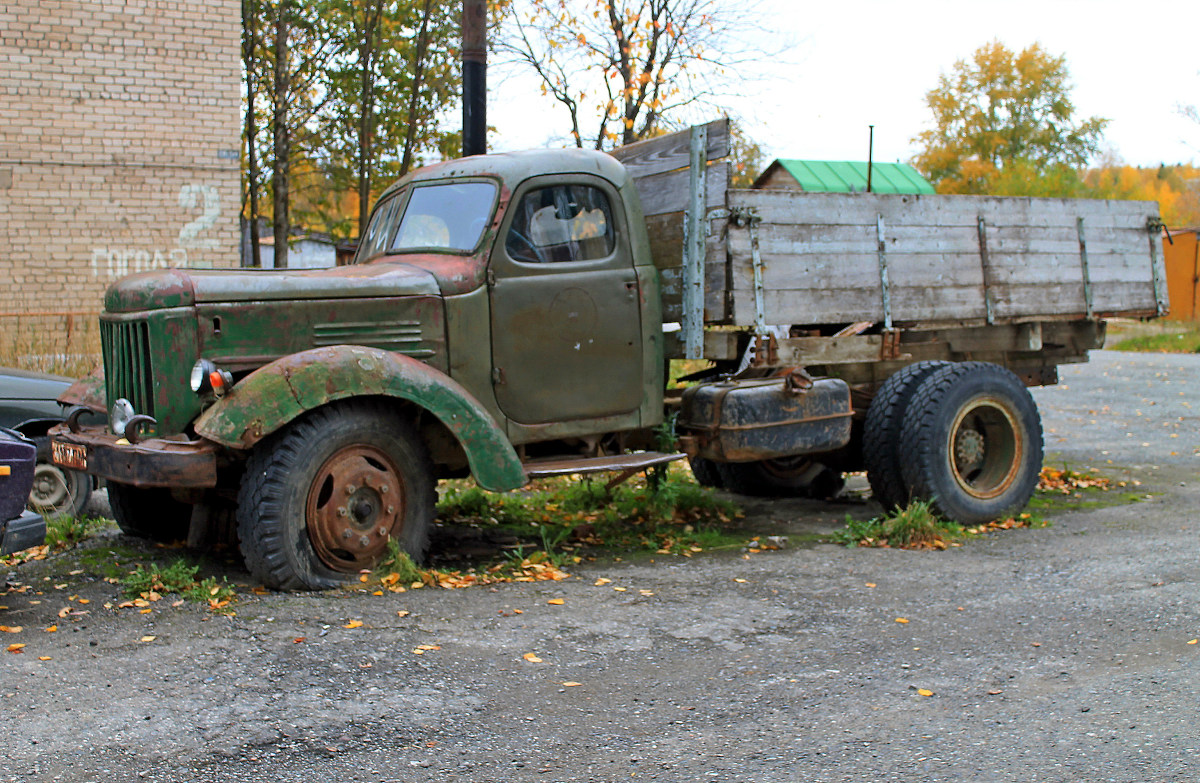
[634,161,728,217]
[609,118,730,178]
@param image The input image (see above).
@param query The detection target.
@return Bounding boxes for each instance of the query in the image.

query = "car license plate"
[52,441,87,470]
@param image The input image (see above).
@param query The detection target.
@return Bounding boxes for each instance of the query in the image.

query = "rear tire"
[863,361,950,510]
[237,400,435,591]
[716,457,844,499]
[107,482,192,542]
[898,362,1042,525]
[687,456,723,488]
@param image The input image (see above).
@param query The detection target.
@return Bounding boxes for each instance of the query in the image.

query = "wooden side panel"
[723,189,1161,327]
[609,118,730,178]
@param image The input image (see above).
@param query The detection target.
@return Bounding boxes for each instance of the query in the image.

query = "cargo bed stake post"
[1076,216,1094,318]
[683,124,708,359]
[875,214,892,329]
[1147,217,1168,316]
[977,215,995,324]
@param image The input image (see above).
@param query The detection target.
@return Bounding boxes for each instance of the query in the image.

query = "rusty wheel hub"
[307,444,405,573]
[948,397,1023,500]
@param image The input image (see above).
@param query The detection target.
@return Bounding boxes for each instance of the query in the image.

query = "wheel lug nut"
[338,507,348,518]
[387,506,395,514]
[341,528,353,540]
[380,485,389,494]
[345,485,357,495]
[358,536,371,548]
[377,527,387,537]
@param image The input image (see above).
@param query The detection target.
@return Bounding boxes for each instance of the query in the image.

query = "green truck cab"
[52,149,673,589]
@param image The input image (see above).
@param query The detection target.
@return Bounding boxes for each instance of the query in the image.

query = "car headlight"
[190,359,233,398]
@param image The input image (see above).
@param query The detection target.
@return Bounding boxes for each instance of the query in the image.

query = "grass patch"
[832,501,963,549]
[44,514,103,550]
[1108,329,1200,353]
[120,558,235,611]
[436,465,742,558]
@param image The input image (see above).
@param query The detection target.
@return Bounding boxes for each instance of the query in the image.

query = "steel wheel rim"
[30,463,72,514]
[946,396,1023,500]
[307,444,406,573]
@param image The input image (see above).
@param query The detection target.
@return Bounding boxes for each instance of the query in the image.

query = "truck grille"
[101,319,156,418]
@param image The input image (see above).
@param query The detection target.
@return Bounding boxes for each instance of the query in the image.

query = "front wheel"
[898,362,1042,526]
[237,400,435,591]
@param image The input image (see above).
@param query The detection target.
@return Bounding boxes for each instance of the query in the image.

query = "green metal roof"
[765,159,935,194]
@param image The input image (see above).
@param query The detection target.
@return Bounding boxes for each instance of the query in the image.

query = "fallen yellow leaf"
[1188,639,1198,645]
[397,610,410,618]
[917,688,933,697]
[865,583,876,588]
[44,626,56,633]
[140,635,156,643]
[523,652,543,663]
[612,586,627,592]
[0,625,22,633]
[38,656,51,661]
[733,578,748,583]
[7,643,25,653]
[293,637,306,644]
[547,598,565,605]
[895,618,909,624]
[562,681,582,687]
[343,620,364,629]
[593,578,612,586]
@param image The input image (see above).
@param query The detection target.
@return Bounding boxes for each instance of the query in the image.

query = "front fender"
[194,346,526,492]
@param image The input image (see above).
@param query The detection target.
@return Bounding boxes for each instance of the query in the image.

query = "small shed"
[753,159,935,194]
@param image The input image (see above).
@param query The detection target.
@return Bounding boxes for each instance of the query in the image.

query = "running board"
[524,451,687,488]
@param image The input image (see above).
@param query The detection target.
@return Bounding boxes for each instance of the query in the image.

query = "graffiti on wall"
[89,183,223,279]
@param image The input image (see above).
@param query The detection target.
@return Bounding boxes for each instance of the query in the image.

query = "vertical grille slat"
[101,319,156,420]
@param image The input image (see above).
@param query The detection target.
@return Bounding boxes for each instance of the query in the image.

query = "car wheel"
[30,436,92,518]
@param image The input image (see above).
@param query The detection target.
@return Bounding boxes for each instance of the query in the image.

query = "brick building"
[0,0,241,364]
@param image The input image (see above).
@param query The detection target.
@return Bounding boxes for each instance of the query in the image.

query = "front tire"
[237,400,435,591]
[107,482,192,542]
[898,362,1042,525]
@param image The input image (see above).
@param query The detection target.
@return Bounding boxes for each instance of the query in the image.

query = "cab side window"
[505,184,615,264]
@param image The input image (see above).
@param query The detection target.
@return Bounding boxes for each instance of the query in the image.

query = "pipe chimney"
[462,0,486,157]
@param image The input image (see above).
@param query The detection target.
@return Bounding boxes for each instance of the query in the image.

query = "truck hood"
[104,262,441,313]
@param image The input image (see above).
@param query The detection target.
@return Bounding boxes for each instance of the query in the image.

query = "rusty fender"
[193,345,526,492]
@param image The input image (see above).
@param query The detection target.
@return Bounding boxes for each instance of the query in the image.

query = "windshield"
[356,181,497,262]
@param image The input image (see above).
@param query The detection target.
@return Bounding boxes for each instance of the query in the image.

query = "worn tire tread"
[862,361,950,510]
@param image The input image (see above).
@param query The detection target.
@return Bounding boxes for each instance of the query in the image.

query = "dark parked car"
[0,427,44,554]
[0,367,94,517]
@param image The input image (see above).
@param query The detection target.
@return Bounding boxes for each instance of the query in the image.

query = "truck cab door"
[489,176,643,425]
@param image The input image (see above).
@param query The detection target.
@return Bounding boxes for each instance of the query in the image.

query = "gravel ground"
[2,350,1198,782]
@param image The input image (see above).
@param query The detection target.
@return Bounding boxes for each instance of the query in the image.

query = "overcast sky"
[489,0,1199,168]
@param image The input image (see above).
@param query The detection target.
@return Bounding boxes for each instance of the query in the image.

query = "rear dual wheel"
[237,400,435,591]
[897,362,1042,525]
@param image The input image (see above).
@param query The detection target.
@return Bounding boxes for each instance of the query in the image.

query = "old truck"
[51,119,1167,589]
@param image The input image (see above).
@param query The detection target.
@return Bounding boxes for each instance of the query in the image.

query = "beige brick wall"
[0,0,242,329]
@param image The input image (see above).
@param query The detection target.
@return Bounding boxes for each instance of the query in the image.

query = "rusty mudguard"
[677,375,854,463]
[194,345,527,492]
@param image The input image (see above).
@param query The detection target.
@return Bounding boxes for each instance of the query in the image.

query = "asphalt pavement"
[2,350,1197,783]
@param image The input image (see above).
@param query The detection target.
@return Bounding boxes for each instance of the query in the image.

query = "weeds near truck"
[435,468,742,561]
[45,514,103,550]
[832,501,960,549]
[120,559,235,611]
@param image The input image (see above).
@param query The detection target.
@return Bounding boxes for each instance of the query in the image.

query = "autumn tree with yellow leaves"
[496,0,758,149]
[912,40,1108,196]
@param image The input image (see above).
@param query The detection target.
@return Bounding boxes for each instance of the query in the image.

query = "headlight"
[110,398,135,437]
[190,359,216,393]
[190,358,233,398]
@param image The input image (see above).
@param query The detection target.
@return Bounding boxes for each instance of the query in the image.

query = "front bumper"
[49,424,219,489]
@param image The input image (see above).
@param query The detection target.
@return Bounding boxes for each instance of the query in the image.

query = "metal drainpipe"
[462,0,487,157]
